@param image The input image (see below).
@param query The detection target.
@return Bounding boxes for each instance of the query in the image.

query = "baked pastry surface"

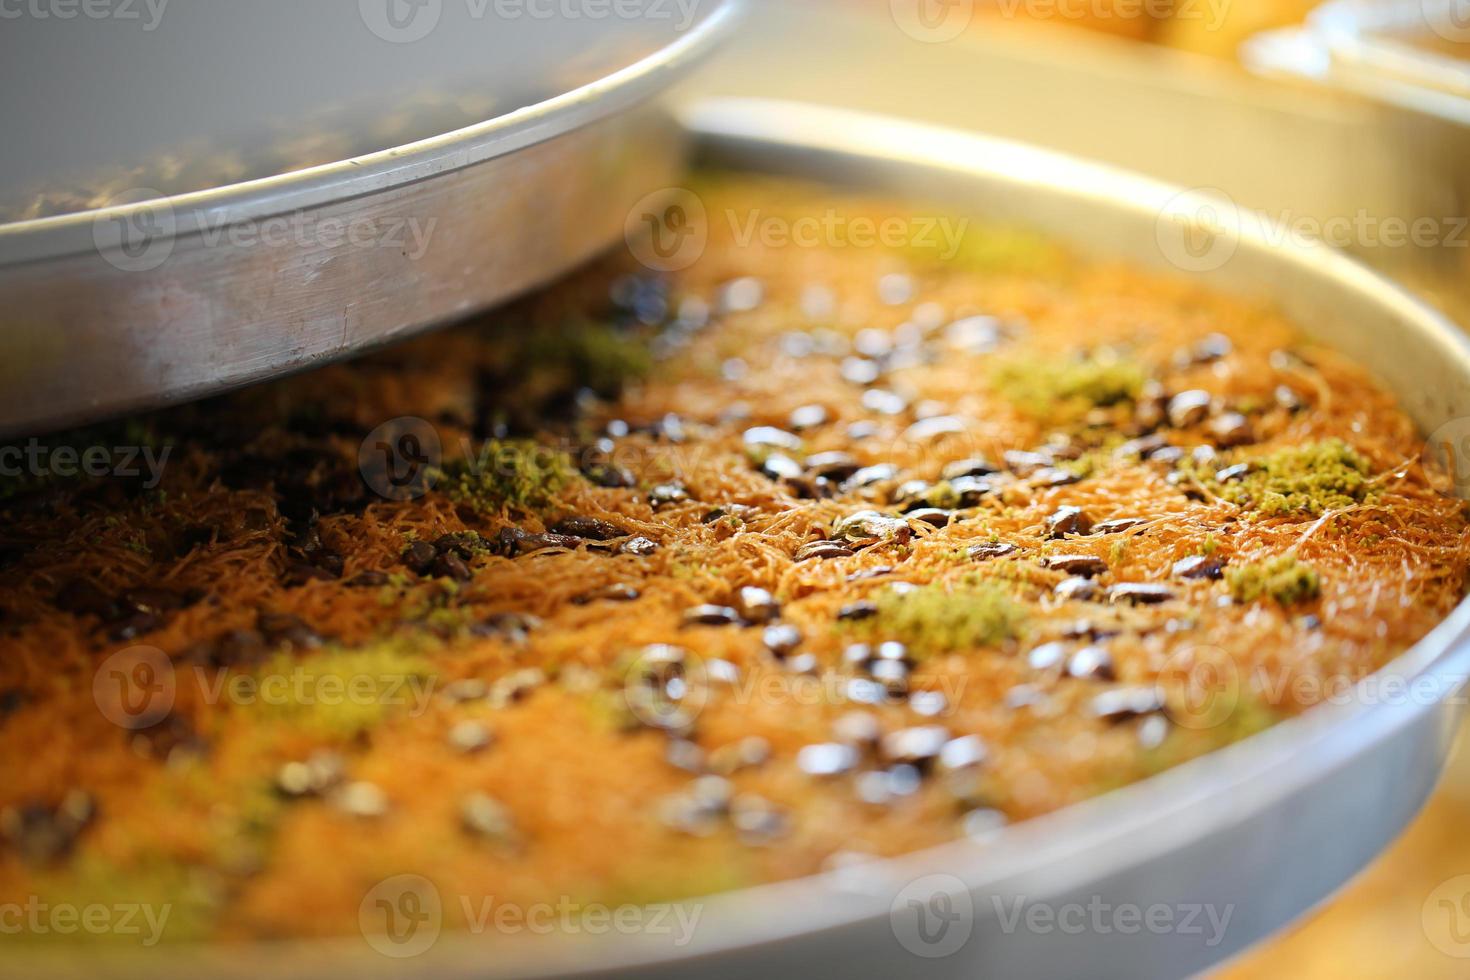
[2,177,1466,942]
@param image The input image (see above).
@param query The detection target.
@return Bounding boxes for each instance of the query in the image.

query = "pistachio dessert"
[2,176,1468,945]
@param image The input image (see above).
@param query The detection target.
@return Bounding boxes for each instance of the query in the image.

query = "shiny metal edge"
[0,106,687,438]
[0,0,744,267]
[0,1,745,437]
[1245,0,1470,128]
[18,99,1470,980]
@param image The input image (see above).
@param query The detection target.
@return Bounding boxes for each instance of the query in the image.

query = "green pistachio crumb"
[434,441,576,513]
[989,352,1147,423]
[1226,553,1321,606]
[1196,439,1374,518]
[847,581,1027,658]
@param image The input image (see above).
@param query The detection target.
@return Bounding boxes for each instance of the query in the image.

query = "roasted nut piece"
[1173,555,1226,580]
[1044,554,1108,577]
[1045,506,1094,538]
[1167,390,1212,428]
[795,541,854,562]
[1107,583,1175,605]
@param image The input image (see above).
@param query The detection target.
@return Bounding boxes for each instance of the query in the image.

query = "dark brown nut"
[1091,687,1166,722]
[1172,555,1225,580]
[1093,518,1147,535]
[761,454,804,481]
[1107,583,1175,605]
[1067,646,1116,682]
[403,540,439,574]
[1208,413,1255,448]
[1043,554,1108,577]
[549,517,629,541]
[734,587,780,624]
[1055,577,1100,601]
[795,541,854,562]
[1045,506,1094,539]
[805,452,862,479]
[762,623,803,657]
[1167,390,1212,428]
[683,605,742,627]
[942,458,1000,480]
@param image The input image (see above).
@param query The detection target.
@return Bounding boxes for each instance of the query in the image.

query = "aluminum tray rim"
[0,0,744,268]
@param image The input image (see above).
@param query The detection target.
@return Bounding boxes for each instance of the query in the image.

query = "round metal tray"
[20,99,1470,980]
[0,0,742,438]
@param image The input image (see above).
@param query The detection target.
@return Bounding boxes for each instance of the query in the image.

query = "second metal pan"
[0,0,742,438]
[21,98,1470,980]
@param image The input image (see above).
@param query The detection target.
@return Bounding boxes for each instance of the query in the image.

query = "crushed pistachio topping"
[1226,553,1322,606]
[510,318,653,399]
[435,441,577,513]
[247,641,436,739]
[1198,439,1374,518]
[847,580,1027,658]
[989,352,1147,423]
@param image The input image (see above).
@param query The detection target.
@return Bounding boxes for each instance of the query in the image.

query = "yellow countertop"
[1223,723,1470,978]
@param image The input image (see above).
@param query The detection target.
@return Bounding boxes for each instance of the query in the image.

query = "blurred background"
[685,2,1470,977]
[687,1,1470,325]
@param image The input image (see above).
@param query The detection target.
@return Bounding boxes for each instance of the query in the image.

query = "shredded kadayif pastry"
[1,176,1467,944]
